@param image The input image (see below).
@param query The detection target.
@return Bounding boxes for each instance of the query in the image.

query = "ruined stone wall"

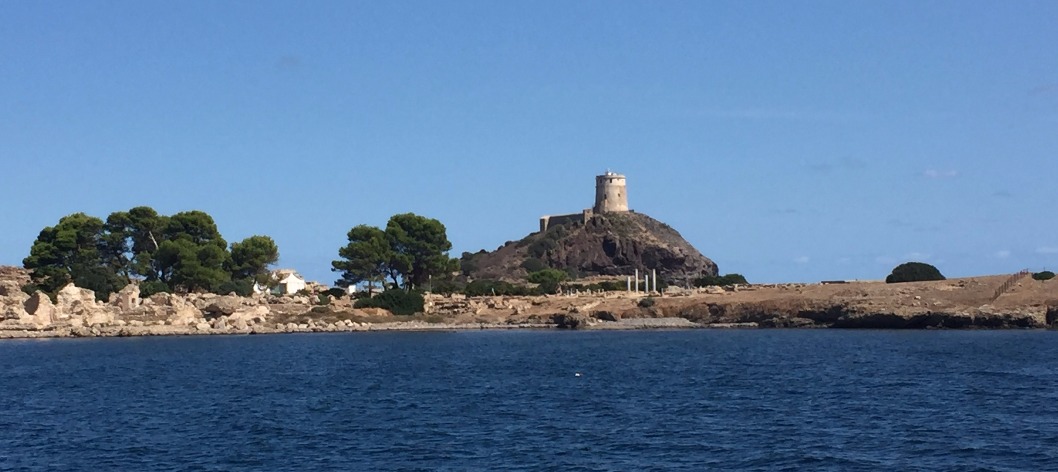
[539,209,593,232]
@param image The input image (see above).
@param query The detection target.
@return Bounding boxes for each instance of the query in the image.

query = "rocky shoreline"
[2,272,1056,340]
[0,321,558,339]
[0,317,774,340]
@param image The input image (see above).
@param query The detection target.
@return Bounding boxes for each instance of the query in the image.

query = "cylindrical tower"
[594,171,629,213]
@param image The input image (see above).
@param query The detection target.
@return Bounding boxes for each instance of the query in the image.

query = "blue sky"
[2,0,1056,284]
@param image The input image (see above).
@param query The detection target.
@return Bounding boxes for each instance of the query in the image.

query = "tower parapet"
[594,171,629,213]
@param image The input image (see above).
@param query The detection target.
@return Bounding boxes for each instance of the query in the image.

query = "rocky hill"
[461,212,718,283]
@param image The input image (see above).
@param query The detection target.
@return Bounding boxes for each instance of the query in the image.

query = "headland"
[1,267,1055,339]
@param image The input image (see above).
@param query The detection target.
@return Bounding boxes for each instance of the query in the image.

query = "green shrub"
[693,273,748,287]
[217,278,254,297]
[1033,271,1055,281]
[429,279,465,295]
[520,258,547,273]
[20,283,39,297]
[527,268,567,284]
[325,287,347,299]
[464,279,532,297]
[354,290,425,316]
[317,294,331,306]
[527,239,557,258]
[885,262,945,283]
[638,297,656,308]
[459,253,479,276]
[528,268,567,294]
[139,280,171,298]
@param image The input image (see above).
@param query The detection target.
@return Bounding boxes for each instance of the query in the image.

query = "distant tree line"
[23,207,278,300]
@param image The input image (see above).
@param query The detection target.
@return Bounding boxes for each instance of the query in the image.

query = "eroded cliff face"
[466,212,718,283]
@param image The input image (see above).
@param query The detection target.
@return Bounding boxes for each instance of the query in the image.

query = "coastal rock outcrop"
[551,313,590,329]
[56,284,116,327]
[0,280,29,322]
[21,292,57,327]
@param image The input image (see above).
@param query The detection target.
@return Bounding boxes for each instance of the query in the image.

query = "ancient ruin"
[539,171,628,232]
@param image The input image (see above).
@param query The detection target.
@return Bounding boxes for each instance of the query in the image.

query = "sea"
[1,330,1057,471]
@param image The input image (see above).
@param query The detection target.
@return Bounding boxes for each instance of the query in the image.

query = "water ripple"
[1,330,1057,470]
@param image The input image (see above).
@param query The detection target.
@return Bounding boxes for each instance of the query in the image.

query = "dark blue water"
[2,330,1057,471]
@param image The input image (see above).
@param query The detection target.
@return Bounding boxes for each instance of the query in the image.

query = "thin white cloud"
[1037,246,1058,254]
[793,256,810,264]
[923,169,959,179]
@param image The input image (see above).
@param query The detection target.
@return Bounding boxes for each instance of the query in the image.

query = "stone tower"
[594,171,629,213]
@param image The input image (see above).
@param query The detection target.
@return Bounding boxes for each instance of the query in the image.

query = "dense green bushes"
[527,269,567,294]
[582,280,629,292]
[217,278,255,297]
[139,280,171,297]
[520,258,547,273]
[527,239,557,259]
[354,290,425,316]
[1033,271,1055,281]
[693,273,748,287]
[464,280,534,297]
[885,262,945,283]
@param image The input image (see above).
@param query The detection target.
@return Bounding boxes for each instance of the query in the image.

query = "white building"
[345,281,386,296]
[253,269,308,295]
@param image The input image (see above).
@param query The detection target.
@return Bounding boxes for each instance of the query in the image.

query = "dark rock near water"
[551,313,589,329]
